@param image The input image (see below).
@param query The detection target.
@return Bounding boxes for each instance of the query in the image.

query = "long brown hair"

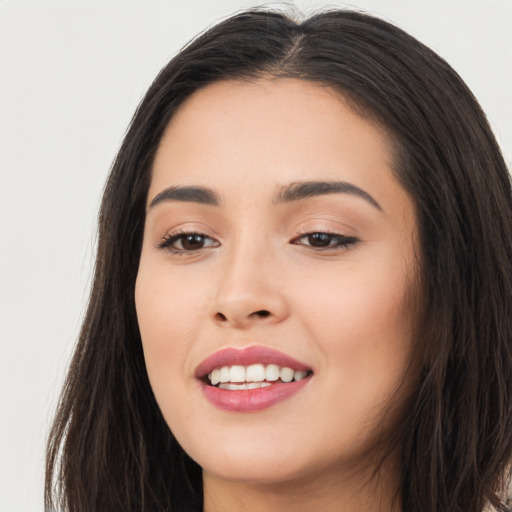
[46,9,512,511]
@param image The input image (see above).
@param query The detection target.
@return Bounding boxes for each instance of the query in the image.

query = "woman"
[45,8,512,512]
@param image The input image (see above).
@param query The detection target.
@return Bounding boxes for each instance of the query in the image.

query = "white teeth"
[280,367,294,382]
[219,366,230,383]
[207,363,311,386]
[247,382,271,389]
[293,370,308,381]
[218,382,272,390]
[246,364,265,382]
[265,364,280,381]
[210,369,220,385]
[229,365,246,382]
[218,383,243,390]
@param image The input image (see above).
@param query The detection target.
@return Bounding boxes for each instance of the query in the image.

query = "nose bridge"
[210,230,288,327]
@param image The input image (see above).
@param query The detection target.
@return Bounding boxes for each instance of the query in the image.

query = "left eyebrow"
[273,181,382,211]
[147,185,221,210]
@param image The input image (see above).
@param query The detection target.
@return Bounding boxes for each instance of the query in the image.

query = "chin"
[199,453,319,486]
[177,426,314,484]
[177,423,367,489]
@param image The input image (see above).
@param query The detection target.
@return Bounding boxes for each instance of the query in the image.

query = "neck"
[202,458,402,512]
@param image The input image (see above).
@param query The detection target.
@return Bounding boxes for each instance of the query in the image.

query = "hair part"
[46,8,512,511]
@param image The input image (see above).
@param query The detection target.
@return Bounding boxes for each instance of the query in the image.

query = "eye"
[291,232,358,250]
[158,231,220,253]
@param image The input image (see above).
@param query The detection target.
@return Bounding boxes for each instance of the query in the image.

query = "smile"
[208,364,309,388]
[196,347,313,412]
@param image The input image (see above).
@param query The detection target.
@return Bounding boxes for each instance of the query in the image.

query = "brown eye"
[158,232,219,253]
[181,234,208,250]
[307,233,334,247]
[292,232,359,251]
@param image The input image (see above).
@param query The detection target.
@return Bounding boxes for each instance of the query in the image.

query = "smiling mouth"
[206,364,313,390]
[196,346,314,410]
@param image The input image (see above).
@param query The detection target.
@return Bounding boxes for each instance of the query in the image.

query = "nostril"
[253,310,271,318]
[213,309,272,324]
[214,312,228,322]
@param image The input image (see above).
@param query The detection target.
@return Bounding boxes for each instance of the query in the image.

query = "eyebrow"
[274,181,382,211]
[147,180,382,212]
[148,185,220,210]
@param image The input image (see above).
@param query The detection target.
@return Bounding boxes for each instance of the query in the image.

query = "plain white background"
[0,1,510,510]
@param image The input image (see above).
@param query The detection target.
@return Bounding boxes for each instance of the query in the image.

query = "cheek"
[291,254,416,406]
[134,268,211,443]
[134,263,208,388]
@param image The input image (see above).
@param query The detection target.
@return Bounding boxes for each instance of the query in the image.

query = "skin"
[135,78,419,512]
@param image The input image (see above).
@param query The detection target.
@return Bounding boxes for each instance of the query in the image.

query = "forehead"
[150,78,405,213]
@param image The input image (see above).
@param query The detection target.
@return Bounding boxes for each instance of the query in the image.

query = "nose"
[209,244,289,329]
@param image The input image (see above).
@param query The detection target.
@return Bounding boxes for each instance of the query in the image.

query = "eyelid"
[156,228,220,253]
[154,223,359,255]
[290,230,359,251]
[154,220,221,246]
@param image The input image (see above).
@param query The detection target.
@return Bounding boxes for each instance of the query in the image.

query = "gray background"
[1,1,510,510]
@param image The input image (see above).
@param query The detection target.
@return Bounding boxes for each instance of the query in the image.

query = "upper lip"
[195,346,312,379]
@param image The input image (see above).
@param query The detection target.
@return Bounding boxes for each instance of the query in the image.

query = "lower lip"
[199,378,311,412]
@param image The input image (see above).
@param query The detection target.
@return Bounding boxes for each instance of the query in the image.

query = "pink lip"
[199,378,311,412]
[195,346,311,378]
[195,346,313,413]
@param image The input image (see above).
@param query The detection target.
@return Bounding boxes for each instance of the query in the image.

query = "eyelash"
[157,230,219,254]
[291,231,359,251]
[157,230,358,254]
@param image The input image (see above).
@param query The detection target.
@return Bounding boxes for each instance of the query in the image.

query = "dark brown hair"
[45,9,512,512]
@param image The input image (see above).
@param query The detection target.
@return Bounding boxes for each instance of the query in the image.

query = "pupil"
[183,234,204,250]
[308,233,331,247]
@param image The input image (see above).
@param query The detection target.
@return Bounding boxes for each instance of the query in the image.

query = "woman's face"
[135,79,419,485]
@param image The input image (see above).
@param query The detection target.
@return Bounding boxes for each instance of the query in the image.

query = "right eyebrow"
[147,186,220,210]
